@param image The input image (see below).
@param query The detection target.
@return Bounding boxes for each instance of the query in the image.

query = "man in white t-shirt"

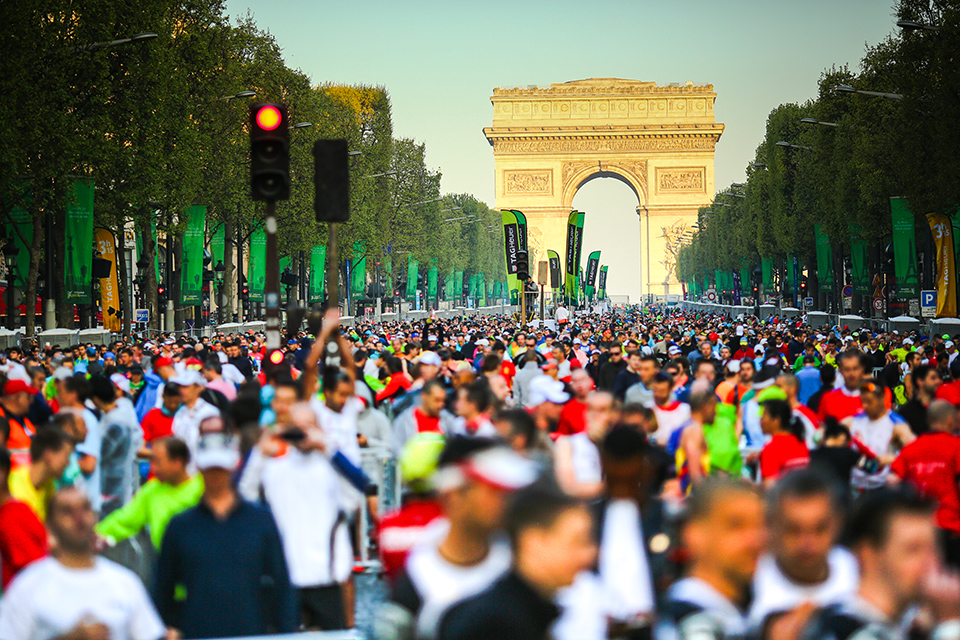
[646,371,691,446]
[170,370,220,467]
[0,486,167,640]
[750,469,858,636]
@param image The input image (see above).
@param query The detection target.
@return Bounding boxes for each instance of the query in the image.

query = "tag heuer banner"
[309,245,326,303]
[585,251,601,299]
[512,210,528,253]
[564,211,585,306]
[814,225,834,287]
[94,228,121,331]
[890,197,919,298]
[501,210,520,304]
[65,179,94,304]
[598,265,608,300]
[547,249,562,291]
[180,206,205,306]
[927,212,957,318]
[248,228,266,303]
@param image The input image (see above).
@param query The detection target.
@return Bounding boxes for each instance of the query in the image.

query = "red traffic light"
[255,105,282,131]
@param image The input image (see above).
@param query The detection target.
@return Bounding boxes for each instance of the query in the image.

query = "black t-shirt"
[897,398,929,436]
[809,446,861,487]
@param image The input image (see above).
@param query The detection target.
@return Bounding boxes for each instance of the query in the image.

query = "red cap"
[4,379,38,396]
[154,356,174,369]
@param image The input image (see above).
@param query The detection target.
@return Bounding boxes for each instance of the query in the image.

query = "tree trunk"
[223,220,235,323]
[141,220,158,334]
[23,215,42,337]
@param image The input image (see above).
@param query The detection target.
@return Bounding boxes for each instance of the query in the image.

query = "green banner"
[501,210,520,304]
[406,258,417,301]
[564,211,585,306]
[479,272,487,307]
[761,258,773,294]
[598,265,608,299]
[814,225,834,287]
[740,266,752,296]
[585,250,601,299]
[210,224,225,271]
[350,241,366,298]
[180,205,205,306]
[309,246,326,303]
[445,269,454,299]
[849,225,871,296]
[65,179,94,304]
[890,197,919,298]
[455,271,464,303]
[249,229,266,303]
[427,266,438,301]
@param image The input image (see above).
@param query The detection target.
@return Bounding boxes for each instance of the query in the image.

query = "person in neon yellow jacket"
[96,437,203,549]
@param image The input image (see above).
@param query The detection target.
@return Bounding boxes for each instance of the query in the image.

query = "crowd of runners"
[0,305,960,639]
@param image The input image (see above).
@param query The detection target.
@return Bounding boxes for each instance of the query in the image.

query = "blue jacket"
[154,497,298,638]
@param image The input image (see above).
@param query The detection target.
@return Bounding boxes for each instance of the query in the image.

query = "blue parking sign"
[921,291,937,308]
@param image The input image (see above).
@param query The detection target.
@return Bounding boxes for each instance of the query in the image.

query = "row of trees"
[677,0,960,314]
[0,0,504,334]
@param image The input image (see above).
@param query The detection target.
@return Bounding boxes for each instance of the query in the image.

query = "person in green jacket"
[96,437,203,549]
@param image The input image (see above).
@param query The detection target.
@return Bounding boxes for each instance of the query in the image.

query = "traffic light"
[516,250,529,280]
[158,286,167,305]
[249,103,290,201]
[314,139,350,223]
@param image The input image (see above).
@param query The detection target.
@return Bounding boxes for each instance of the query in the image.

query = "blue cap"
[104,351,116,360]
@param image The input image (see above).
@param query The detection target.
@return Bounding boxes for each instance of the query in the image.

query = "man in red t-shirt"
[140,383,181,444]
[891,400,960,564]
[556,369,593,436]
[0,446,46,587]
[935,360,960,407]
[818,351,867,423]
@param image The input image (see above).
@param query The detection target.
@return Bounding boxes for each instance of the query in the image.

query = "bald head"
[929,400,957,434]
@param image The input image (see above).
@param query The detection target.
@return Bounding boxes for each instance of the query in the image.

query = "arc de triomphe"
[483,78,723,300]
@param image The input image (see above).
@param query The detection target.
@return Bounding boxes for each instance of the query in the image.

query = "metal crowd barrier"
[356,447,402,571]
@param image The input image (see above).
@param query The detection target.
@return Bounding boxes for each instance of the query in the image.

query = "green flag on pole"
[890,197,919,297]
[65,179,94,304]
[248,229,266,303]
[849,224,871,296]
[406,258,417,301]
[210,224,225,270]
[4,181,32,291]
[180,206,205,306]
[350,242,366,298]
[427,266,438,302]
[309,246,326,303]
[814,225,834,287]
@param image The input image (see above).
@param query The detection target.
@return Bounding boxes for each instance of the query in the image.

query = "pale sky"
[226,0,899,300]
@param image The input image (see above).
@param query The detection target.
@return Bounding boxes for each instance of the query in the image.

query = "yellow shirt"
[9,466,55,522]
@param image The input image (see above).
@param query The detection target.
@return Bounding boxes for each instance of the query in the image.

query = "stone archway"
[483,78,723,299]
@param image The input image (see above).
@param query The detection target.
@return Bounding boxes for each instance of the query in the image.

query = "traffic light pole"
[265,201,281,352]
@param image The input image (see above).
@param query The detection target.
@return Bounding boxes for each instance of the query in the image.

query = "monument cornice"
[492,78,715,97]
[483,129,722,153]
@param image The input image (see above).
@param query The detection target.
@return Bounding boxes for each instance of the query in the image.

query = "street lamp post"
[835,84,903,100]
[800,117,839,128]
